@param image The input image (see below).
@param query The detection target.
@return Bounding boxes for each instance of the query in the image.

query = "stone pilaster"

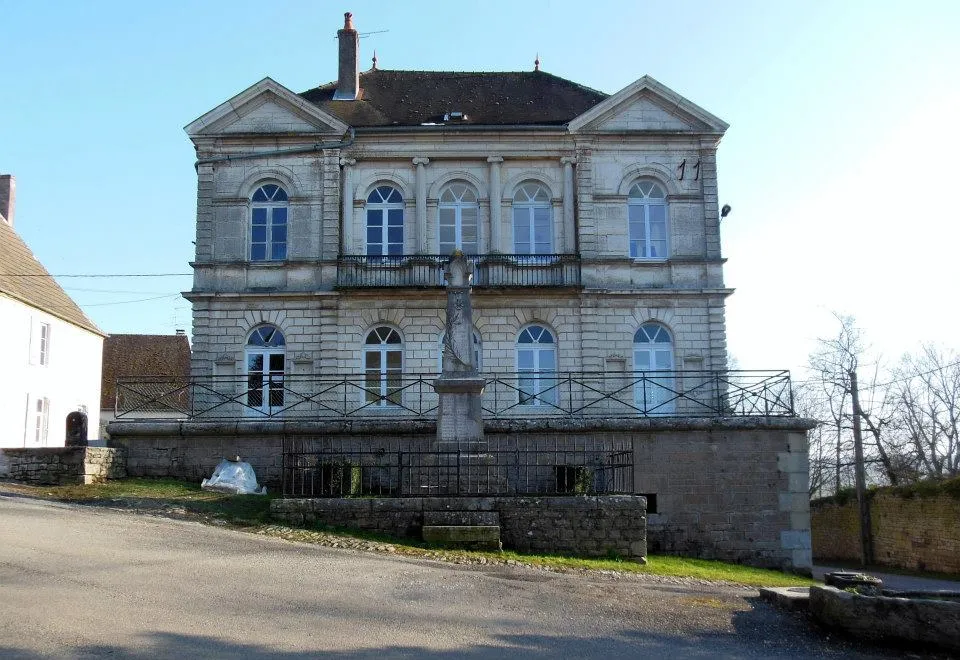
[561,156,576,253]
[487,156,503,253]
[339,157,356,254]
[413,157,430,253]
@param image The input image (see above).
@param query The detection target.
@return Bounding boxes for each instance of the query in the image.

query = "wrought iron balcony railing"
[335,254,581,288]
[114,370,794,421]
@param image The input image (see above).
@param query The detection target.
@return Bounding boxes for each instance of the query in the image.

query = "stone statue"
[442,251,477,376]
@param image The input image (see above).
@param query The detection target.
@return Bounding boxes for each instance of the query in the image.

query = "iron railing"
[115,370,794,420]
[336,254,581,288]
[281,435,634,497]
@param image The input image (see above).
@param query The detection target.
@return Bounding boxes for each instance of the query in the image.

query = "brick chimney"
[0,175,14,227]
[333,12,360,101]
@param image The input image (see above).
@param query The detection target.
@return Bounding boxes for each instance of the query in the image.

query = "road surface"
[0,493,904,658]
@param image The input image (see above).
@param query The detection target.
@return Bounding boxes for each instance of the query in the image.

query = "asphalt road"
[0,494,906,659]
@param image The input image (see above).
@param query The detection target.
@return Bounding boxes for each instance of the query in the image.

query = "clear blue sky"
[3,1,957,374]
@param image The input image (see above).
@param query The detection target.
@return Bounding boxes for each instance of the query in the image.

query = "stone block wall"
[109,417,812,571]
[812,492,960,574]
[2,447,127,485]
[270,495,647,560]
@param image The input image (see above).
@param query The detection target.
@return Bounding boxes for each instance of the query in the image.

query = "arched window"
[633,322,675,414]
[516,325,557,406]
[364,326,403,406]
[246,325,285,415]
[366,186,404,257]
[438,182,479,254]
[627,179,668,260]
[512,182,552,255]
[251,184,288,262]
[437,329,483,374]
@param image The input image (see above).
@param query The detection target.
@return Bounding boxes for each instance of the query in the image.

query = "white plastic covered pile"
[201,457,267,495]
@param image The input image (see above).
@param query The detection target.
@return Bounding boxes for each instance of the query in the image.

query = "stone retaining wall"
[1,447,127,485]
[108,416,813,570]
[271,495,647,560]
[812,492,960,574]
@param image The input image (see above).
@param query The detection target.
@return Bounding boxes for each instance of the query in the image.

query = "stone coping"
[108,416,816,437]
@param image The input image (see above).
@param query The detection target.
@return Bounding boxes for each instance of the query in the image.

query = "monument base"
[434,376,485,447]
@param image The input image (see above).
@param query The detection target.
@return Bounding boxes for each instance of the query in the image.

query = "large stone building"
[184,13,731,416]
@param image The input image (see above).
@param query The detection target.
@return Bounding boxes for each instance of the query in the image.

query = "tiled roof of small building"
[301,69,609,127]
[0,218,102,335]
[100,334,192,409]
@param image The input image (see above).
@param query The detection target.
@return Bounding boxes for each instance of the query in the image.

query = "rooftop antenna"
[371,50,378,70]
[534,53,540,71]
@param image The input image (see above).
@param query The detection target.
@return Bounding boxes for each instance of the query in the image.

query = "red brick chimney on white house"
[0,174,14,227]
[333,12,360,101]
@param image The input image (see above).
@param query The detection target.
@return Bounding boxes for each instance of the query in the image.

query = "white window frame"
[512,182,553,255]
[33,397,50,445]
[244,325,286,416]
[516,324,558,407]
[438,183,480,254]
[633,322,675,415]
[30,320,51,366]
[364,326,404,407]
[627,179,669,261]
[365,186,405,257]
[250,184,289,262]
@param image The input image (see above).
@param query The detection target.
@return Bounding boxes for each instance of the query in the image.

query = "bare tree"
[889,345,960,480]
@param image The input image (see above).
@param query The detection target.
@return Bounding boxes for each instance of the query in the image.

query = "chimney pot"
[333,11,360,101]
[0,174,15,227]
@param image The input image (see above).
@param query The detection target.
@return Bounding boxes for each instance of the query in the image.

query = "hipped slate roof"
[300,69,609,127]
[100,334,191,409]
[0,219,102,335]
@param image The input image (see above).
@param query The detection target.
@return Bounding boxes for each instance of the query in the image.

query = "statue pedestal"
[433,377,485,450]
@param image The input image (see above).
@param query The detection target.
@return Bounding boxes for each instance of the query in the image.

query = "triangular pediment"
[184,77,349,137]
[568,75,728,134]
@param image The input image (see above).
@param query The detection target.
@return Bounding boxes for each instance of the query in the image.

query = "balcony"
[335,254,581,289]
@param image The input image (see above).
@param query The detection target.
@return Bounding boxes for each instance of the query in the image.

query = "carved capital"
[560,156,577,167]
[486,156,504,164]
[339,157,356,167]
[412,157,430,167]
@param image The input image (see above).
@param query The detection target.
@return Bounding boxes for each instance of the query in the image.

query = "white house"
[0,174,104,447]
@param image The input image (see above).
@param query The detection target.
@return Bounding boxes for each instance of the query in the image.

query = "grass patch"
[4,477,814,587]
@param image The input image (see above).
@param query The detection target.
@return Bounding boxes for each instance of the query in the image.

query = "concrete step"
[422,524,502,551]
[423,510,499,527]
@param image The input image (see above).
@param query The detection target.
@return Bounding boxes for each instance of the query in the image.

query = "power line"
[1,272,192,278]
[80,293,183,307]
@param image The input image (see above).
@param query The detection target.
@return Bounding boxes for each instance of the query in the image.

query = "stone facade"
[183,73,731,390]
[2,447,127,485]
[812,491,960,574]
[270,495,647,561]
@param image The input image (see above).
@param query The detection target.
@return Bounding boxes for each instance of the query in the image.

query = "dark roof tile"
[100,334,192,409]
[301,69,608,127]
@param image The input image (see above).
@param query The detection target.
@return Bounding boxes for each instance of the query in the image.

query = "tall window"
[366,186,404,256]
[438,182,479,254]
[31,320,51,366]
[516,325,557,406]
[512,182,552,254]
[251,184,288,261]
[364,326,403,406]
[628,179,668,259]
[246,325,285,415]
[634,322,675,414]
[33,397,50,445]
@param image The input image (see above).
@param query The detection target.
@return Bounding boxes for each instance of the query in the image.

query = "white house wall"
[1,296,103,447]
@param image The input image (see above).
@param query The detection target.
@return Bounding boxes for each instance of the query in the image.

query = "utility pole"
[849,369,873,566]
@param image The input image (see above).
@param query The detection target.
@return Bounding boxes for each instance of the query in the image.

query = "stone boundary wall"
[271,495,647,560]
[1,447,127,485]
[812,493,960,574]
[108,416,813,570]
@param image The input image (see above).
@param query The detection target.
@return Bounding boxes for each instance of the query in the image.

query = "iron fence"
[115,370,793,420]
[335,253,581,288]
[281,435,633,497]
